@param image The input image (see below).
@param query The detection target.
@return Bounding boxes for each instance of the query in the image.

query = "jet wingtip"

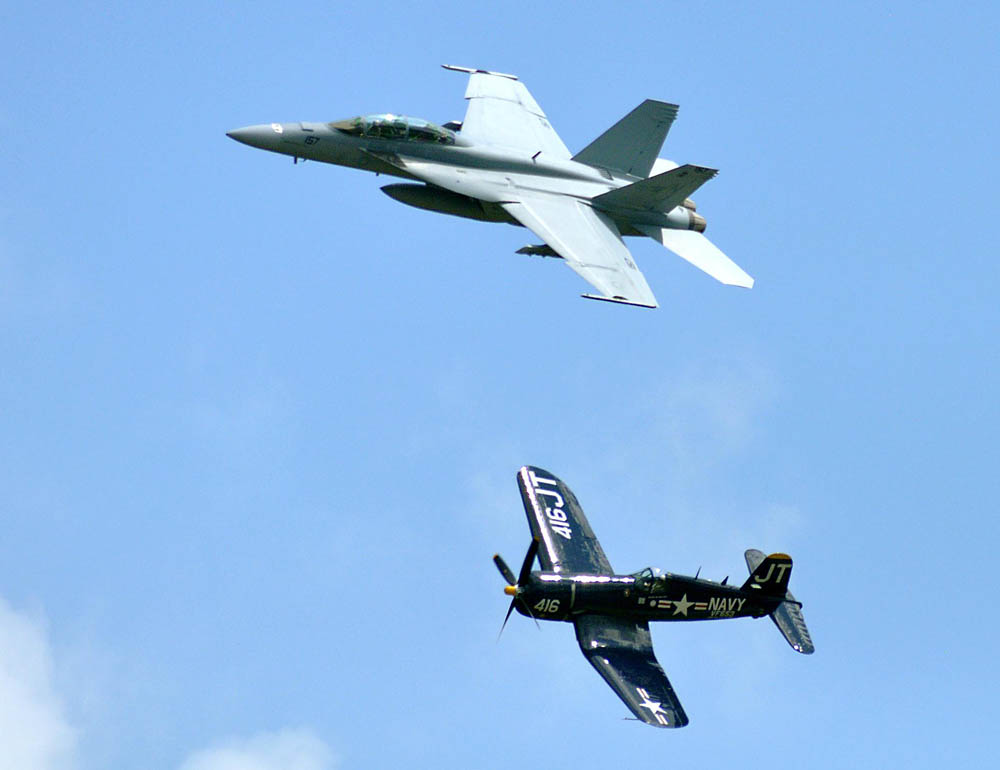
[441,64,518,80]
[580,293,658,309]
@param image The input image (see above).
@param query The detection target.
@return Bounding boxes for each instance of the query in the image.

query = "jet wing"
[442,65,571,158]
[574,614,688,728]
[501,198,658,308]
[517,466,612,574]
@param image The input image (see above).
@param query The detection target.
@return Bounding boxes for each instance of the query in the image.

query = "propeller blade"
[517,538,539,586]
[497,538,541,640]
[493,554,516,586]
[519,596,541,630]
[498,597,518,640]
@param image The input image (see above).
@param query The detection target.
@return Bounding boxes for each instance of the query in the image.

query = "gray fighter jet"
[227,65,753,308]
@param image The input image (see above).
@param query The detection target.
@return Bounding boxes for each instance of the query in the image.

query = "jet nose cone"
[226,124,279,149]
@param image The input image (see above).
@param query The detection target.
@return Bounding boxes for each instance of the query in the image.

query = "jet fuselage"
[226,120,697,232]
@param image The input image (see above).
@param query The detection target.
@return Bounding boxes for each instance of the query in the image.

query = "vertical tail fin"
[742,551,793,596]
[744,549,814,654]
[572,100,678,178]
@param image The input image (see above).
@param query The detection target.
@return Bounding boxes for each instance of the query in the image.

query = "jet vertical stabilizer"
[573,100,679,178]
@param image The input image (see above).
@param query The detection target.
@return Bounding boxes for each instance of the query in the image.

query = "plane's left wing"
[442,65,571,159]
[517,466,612,574]
[501,197,658,308]
[575,614,688,728]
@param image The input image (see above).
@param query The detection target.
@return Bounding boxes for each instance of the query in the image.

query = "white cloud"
[0,595,338,770]
[177,728,337,770]
[0,598,76,770]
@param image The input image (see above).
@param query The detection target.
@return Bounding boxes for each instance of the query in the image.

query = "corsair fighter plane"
[494,466,814,728]
[227,65,753,308]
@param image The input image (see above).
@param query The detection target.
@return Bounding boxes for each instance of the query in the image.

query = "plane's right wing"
[575,614,688,728]
[501,197,658,308]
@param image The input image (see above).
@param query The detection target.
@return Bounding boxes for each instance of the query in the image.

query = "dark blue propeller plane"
[494,466,814,728]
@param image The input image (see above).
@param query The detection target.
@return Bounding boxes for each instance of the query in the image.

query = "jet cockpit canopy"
[330,114,458,144]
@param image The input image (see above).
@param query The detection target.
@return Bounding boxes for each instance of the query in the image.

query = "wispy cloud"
[0,594,337,770]
[0,598,76,770]
[636,356,778,478]
[177,729,337,770]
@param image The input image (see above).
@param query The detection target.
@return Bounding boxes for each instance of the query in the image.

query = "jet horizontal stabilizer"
[638,227,754,289]
[593,164,717,215]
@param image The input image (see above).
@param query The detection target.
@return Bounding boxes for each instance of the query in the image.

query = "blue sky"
[2,2,998,768]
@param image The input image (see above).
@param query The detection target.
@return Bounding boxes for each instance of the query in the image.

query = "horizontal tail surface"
[639,227,754,288]
[770,599,815,654]
[592,164,717,215]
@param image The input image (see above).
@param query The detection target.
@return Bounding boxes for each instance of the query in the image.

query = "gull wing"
[501,198,658,308]
[575,615,688,728]
[442,65,571,158]
[517,466,612,574]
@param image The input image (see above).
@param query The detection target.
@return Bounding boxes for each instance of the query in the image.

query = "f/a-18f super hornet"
[227,65,753,308]
[493,466,813,728]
